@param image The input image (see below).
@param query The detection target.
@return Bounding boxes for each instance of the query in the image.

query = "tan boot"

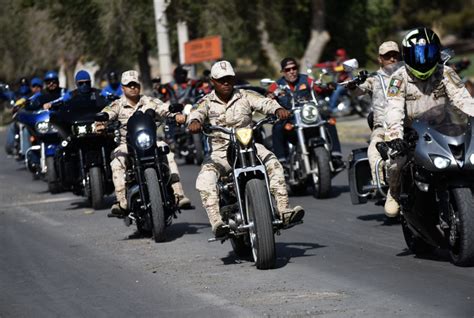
[384,190,400,217]
[171,182,191,209]
[280,206,305,225]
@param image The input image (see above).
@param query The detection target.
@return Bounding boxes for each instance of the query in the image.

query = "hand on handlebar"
[188,120,202,134]
[94,121,106,133]
[275,108,290,120]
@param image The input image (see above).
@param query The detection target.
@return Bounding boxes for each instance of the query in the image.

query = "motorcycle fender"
[308,137,326,149]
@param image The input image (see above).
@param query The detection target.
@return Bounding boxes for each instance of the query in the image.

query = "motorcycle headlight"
[470,153,474,165]
[136,131,153,150]
[301,104,319,124]
[431,155,451,169]
[235,128,253,146]
[35,121,50,134]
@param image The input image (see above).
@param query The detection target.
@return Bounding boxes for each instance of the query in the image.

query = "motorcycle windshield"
[292,88,313,107]
[416,104,469,137]
[54,95,107,125]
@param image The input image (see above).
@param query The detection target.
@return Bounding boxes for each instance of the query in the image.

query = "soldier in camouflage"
[384,28,474,217]
[349,41,402,184]
[96,70,191,217]
[187,60,305,236]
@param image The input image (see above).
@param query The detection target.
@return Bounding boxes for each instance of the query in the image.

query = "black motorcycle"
[96,104,183,242]
[382,105,474,266]
[49,95,114,208]
[204,117,302,270]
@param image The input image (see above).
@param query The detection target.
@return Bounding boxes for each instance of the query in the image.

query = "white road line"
[0,196,78,209]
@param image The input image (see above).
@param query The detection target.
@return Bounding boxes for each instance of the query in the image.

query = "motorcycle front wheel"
[46,156,61,194]
[89,167,105,210]
[245,179,276,270]
[448,188,474,266]
[144,168,166,242]
[311,147,331,199]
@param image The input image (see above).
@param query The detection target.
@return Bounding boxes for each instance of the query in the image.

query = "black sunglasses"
[77,81,91,86]
[124,82,140,88]
[284,66,298,72]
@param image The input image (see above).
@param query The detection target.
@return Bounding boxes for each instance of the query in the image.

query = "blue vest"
[275,74,312,109]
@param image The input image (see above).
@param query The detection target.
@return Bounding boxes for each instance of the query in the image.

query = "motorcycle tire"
[401,216,433,256]
[193,134,204,165]
[144,168,166,242]
[89,167,105,210]
[311,147,331,199]
[449,188,474,267]
[46,156,61,194]
[245,178,276,270]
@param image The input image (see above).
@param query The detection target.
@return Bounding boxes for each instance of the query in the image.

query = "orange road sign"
[184,36,223,64]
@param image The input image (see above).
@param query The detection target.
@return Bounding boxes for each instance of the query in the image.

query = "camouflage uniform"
[102,95,185,209]
[188,89,291,228]
[385,64,474,200]
[354,66,397,183]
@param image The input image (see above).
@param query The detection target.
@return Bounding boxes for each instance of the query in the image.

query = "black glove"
[376,142,389,161]
[389,138,407,154]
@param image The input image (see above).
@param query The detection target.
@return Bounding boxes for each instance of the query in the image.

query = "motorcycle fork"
[296,127,312,176]
[78,148,87,189]
[40,142,46,174]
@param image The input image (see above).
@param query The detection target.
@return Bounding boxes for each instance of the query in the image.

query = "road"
[0,131,473,317]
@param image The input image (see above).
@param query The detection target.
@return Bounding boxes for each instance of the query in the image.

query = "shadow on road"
[357,213,401,226]
[220,242,326,268]
[66,196,115,210]
[396,248,451,263]
[123,222,209,242]
[330,185,350,198]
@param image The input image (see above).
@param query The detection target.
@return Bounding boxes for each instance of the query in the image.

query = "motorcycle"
[15,106,60,180]
[49,95,114,207]
[204,116,302,269]
[381,104,474,266]
[260,78,342,198]
[95,104,184,242]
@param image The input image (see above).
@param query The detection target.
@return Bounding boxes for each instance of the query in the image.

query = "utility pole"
[153,0,173,83]
[177,21,196,78]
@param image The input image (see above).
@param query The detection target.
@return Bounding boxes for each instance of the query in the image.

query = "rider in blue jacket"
[100,71,123,99]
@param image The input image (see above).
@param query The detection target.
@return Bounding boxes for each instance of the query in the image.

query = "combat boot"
[384,190,400,217]
[280,206,305,225]
[171,182,192,209]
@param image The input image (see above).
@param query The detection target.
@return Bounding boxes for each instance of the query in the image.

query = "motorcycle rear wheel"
[46,156,61,194]
[311,147,331,199]
[245,179,276,269]
[448,188,474,266]
[89,167,105,210]
[144,168,166,242]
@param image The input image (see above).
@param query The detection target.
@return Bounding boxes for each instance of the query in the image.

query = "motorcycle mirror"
[342,59,359,72]
[169,103,184,113]
[260,78,275,86]
[145,108,156,118]
[441,48,454,65]
[95,112,109,122]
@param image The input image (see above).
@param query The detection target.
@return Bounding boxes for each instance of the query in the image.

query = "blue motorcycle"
[15,108,60,183]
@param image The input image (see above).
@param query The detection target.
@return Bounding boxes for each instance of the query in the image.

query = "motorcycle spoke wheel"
[89,167,105,210]
[144,168,166,242]
[245,179,275,270]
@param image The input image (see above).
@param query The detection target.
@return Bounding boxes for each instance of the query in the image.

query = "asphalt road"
[0,131,473,317]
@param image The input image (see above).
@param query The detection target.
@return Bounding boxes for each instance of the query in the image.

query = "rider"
[28,71,68,111]
[30,77,43,99]
[315,49,351,113]
[100,71,123,99]
[95,70,191,217]
[267,57,345,170]
[348,41,402,184]
[384,28,474,217]
[15,77,31,99]
[187,60,305,237]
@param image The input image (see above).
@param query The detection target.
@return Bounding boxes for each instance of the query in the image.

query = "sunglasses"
[124,82,140,89]
[45,80,58,84]
[77,81,91,86]
[284,66,298,72]
[380,52,400,60]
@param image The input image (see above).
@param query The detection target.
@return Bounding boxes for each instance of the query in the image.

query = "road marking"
[0,196,77,209]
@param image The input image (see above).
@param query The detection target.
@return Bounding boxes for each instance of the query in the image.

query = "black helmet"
[402,27,441,80]
[107,71,119,83]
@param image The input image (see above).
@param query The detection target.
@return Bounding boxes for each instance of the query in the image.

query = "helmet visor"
[404,43,440,73]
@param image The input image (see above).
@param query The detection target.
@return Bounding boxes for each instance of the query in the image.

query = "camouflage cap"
[121,70,140,85]
[210,60,235,79]
[379,41,400,55]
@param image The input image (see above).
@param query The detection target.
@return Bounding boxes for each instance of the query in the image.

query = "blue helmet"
[31,77,43,87]
[75,70,91,83]
[44,71,59,81]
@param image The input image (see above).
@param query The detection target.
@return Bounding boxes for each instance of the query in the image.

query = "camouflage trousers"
[386,155,407,201]
[195,143,289,227]
[368,128,385,184]
[110,141,182,209]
